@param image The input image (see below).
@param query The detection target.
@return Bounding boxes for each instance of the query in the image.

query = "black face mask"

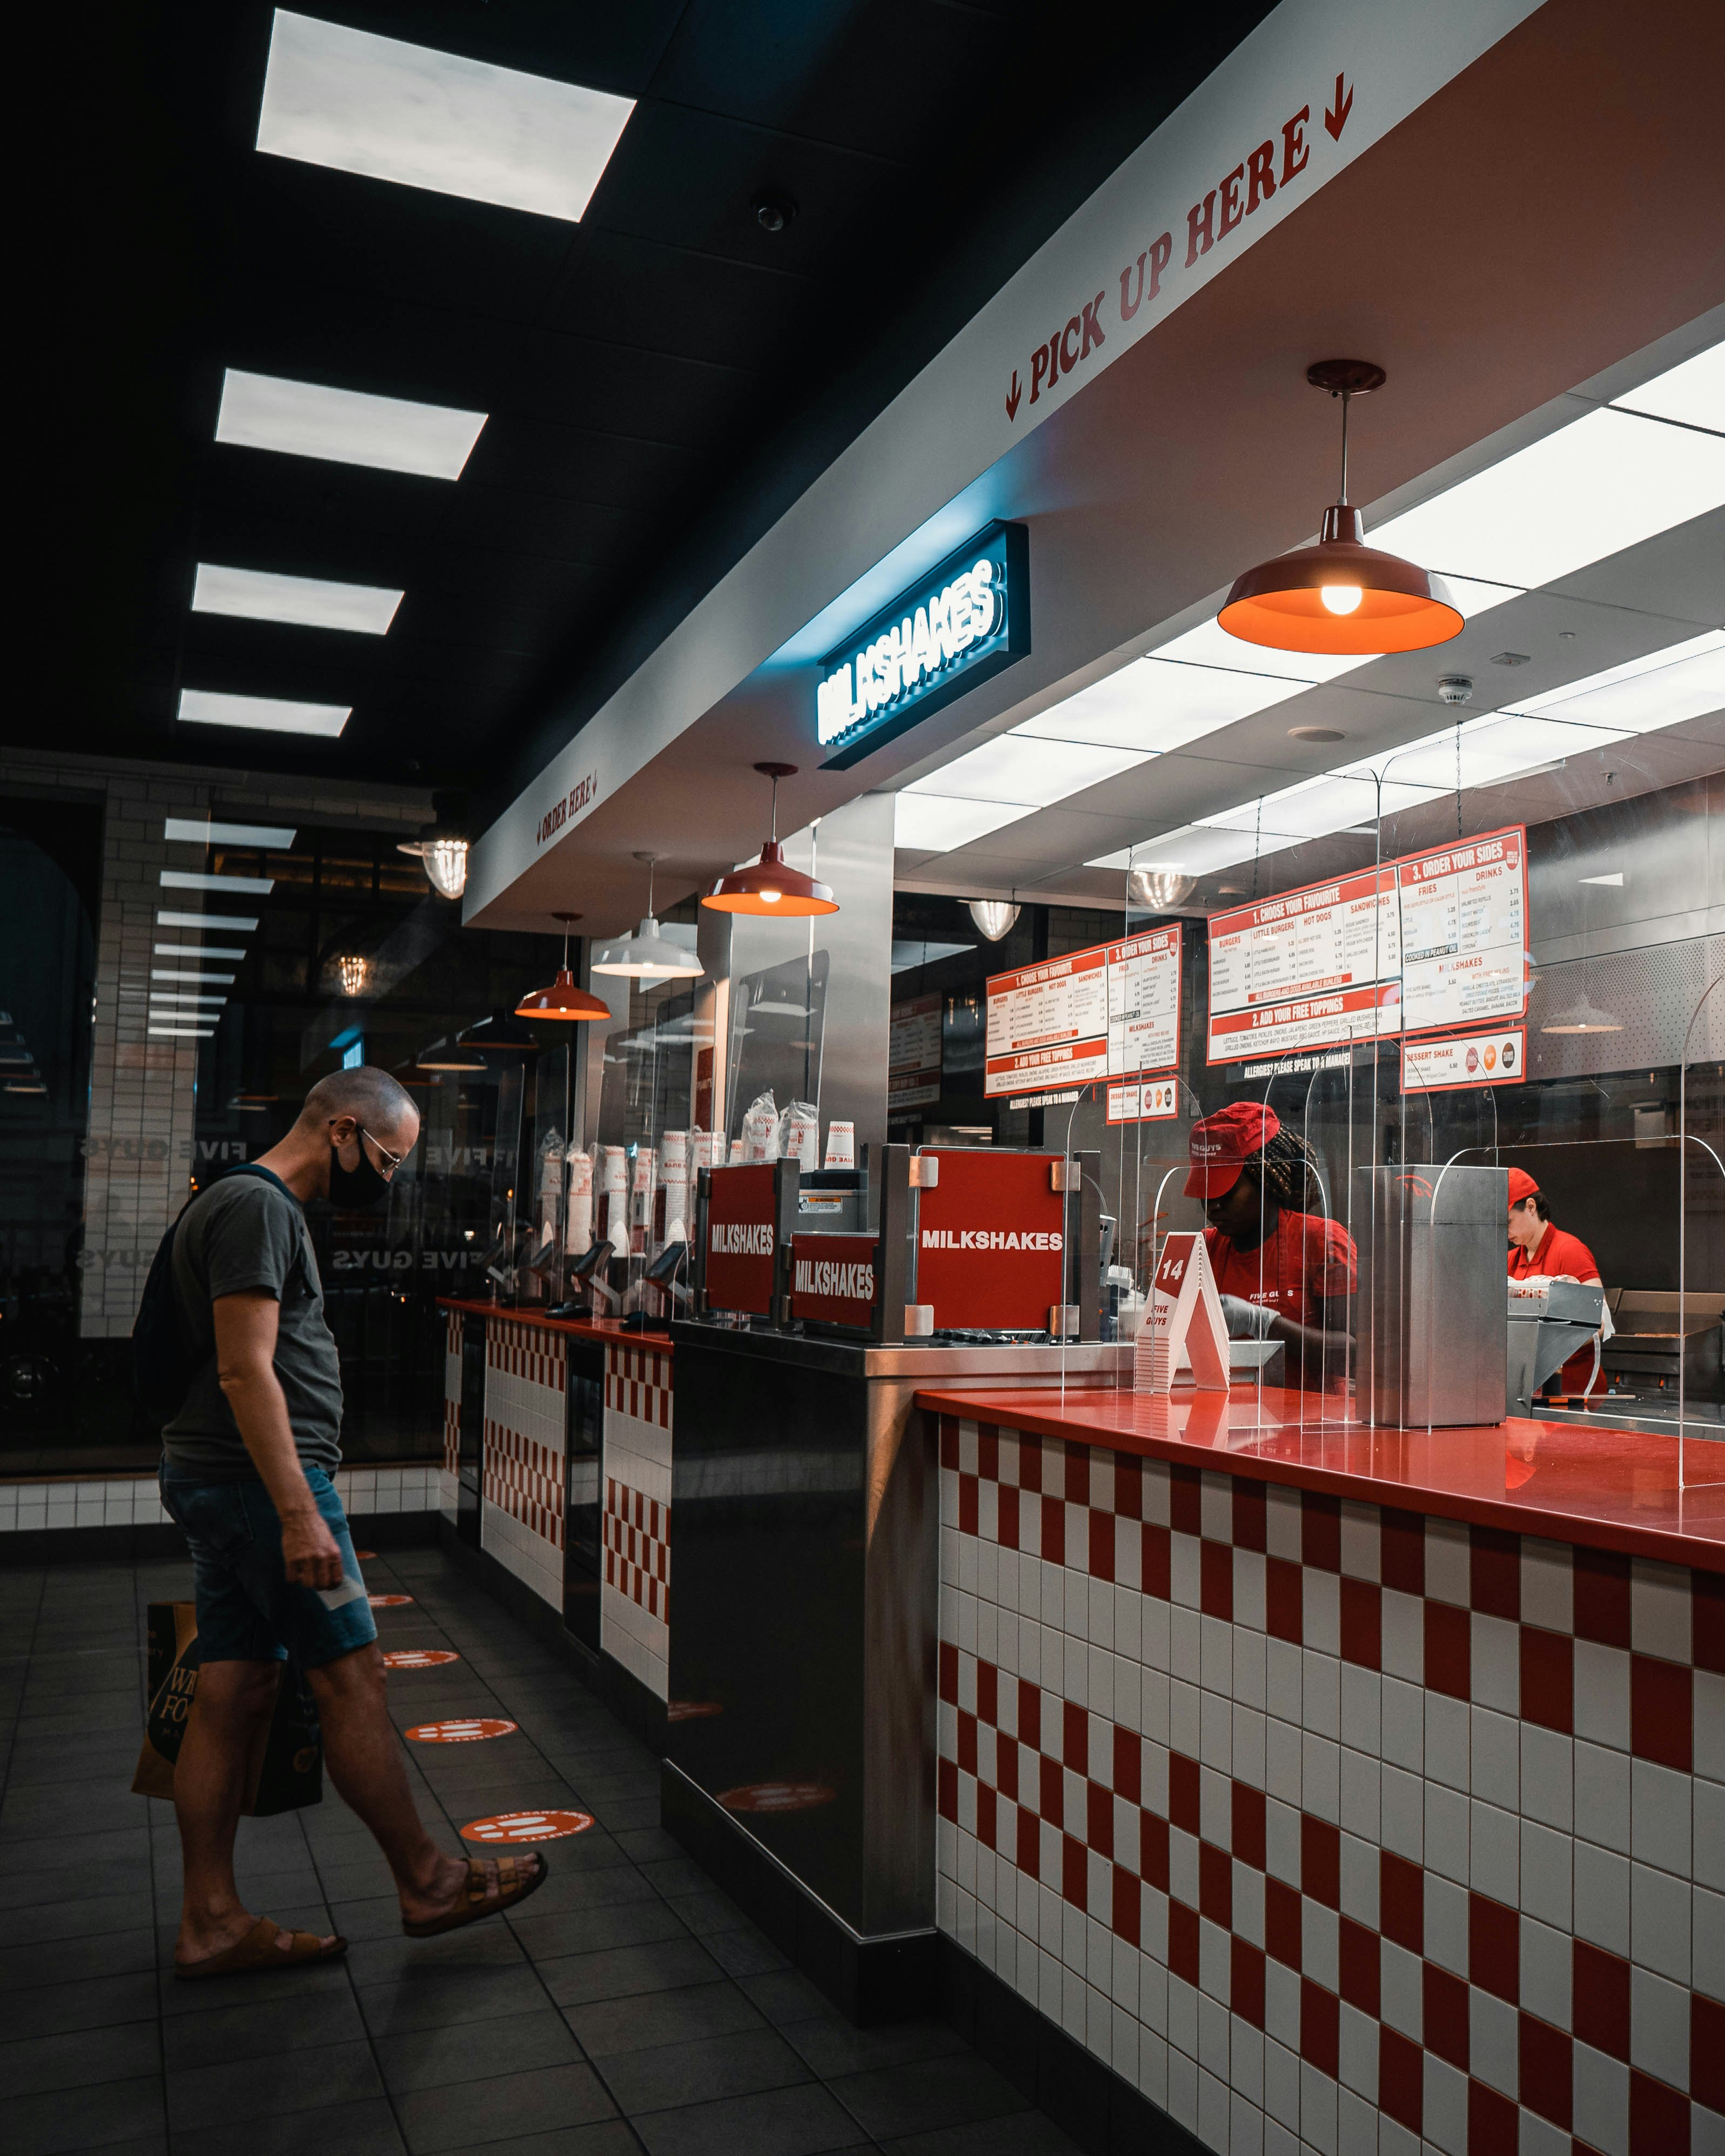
[329,1138,390,1211]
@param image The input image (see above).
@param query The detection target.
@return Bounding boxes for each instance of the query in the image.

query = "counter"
[915,1380,1721,2153]
[437,1299,675,1722]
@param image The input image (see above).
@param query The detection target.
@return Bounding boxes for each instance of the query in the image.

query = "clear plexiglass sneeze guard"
[1034,781,1725,1501]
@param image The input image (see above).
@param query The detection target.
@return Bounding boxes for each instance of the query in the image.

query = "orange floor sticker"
[353,1549,378,1560]
[461,1809,594,1844]
[667,1700,724,1722]
[405,1717,518,1743]
[368,1594,414,1607]
[718,1782,836,1814]
[381,1649,460,1671]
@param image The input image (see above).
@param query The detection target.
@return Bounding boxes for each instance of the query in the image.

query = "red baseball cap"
[1506,1167,1540,1208]
[1185,1102,1280,1198]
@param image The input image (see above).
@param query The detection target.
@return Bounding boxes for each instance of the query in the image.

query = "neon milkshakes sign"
[815,521,1030,769]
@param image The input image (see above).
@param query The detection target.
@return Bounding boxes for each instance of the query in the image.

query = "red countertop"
[913,1382,1725,1573]
[436,1298,673,1351]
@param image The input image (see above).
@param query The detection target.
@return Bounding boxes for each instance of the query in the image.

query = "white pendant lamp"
[967,899,1021,942]
[592,855,704,980]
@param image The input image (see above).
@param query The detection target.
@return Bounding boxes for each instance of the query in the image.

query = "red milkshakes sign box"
[704,1164,778,1315]
[789,1234,879,1329]
[915,1149,1065,1331]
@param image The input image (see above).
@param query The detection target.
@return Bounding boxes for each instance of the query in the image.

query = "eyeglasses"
[359,1126,410,1179]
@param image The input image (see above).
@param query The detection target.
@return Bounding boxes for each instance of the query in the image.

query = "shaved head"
[298,1066,419,1145]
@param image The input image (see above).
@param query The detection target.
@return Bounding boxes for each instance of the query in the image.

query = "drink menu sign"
[985,926,1180,1112]
[1206,826,1526,1066]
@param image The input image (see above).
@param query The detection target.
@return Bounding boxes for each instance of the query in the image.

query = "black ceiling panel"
[25,0,1275,796]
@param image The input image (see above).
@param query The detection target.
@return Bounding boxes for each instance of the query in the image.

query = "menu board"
[1206,825,1526,1065]
[986,926,1180,1111]
[888,992,942,1109]
[1397,828,1527,1034]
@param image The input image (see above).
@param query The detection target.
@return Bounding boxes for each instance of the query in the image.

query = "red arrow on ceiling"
[1324,72,1353,140]
[1005,369,1023,422]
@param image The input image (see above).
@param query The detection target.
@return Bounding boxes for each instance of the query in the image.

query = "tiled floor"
[0,1547,1084,2156]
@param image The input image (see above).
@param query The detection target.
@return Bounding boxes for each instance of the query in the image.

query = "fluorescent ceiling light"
[216,368,486,480]
[1016,655,1316,753]
[164,816,297,848]
[147,1023,217,1036]
[192,563,401,636]
[1151,618,1368,682]
[1372,406,1725,593]
[906,734,1147,807]
[161,870,276,896]
[1515,630,1725,733]
[1089,825,1290,876]
[178,687,351,737]
[895,795,1031,853]
[1612,338,1723,433]
[156,944,247,961]
[151,989,228,1004]
[257,10,634,223]
[152,970,237,985]
[158,910,259,931]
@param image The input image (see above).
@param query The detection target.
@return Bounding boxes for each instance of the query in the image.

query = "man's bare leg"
[306,1643,496,1925]
[173,1660,338,1965]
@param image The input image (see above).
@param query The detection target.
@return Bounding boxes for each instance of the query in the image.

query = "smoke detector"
[1437,675,1474,707]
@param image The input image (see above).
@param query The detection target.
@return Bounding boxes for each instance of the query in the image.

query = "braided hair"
[1243,1125,1325,1213]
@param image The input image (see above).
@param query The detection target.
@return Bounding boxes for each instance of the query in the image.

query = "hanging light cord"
[1338,388,1351,503]
[1455,721,1463,841]
[1251,796,1263,902]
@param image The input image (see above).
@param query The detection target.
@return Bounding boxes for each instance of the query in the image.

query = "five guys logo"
[1005,74,1352,421]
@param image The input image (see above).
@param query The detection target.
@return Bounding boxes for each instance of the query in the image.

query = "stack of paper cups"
[660,1131,689,1244]
[728,1137,745,1164]
[599,1145,628,1244]
[824,1121,856,1171]
[565,1150,593,1253]
[630,1147,656,1251]
[783,1104,819,1171]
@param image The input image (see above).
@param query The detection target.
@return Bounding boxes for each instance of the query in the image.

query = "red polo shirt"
[1507,1221,1600,1284]
[1204,1210,1357,1328]
[1509,1220,1603,1395]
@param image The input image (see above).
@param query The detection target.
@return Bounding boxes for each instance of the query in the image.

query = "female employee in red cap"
[1185,1103,1356,1385]
[1506,1168,1606,1398]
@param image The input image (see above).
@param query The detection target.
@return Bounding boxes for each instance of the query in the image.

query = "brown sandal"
[174,1916,347,1980]
[402,1851,548,1937]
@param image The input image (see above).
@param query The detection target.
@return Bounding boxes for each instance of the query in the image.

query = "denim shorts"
[158,1465,378,1669]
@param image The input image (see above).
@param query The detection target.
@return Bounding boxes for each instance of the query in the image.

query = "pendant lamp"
[1219,361,1465,657]
[592,855,704,979]
[1127,867,1196,912]
[397,791,471,900]
[703,763,838,916]
[967,899,1021,942]
[514,913,612,1022]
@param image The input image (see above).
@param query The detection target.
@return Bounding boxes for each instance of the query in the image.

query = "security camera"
[1437,676,1473,707]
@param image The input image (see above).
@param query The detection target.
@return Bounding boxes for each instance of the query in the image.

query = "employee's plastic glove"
[1219,1294,1274,1340]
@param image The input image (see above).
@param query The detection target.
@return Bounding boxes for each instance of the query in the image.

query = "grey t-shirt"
[162,1173,344,1477]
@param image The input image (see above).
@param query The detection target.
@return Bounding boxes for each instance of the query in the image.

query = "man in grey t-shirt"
[158,1067,546,1980]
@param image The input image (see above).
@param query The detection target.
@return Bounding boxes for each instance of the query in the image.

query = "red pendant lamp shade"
[515,914,611,1020]
[1219,361,1464,657]
[703,764,838,917]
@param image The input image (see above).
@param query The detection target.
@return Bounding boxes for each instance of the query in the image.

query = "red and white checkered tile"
[935,1414,1724,2156]
[606,1343,673,1431]
[484,1422,565,1552]
[489,1318,567,1393]
[604,1477,669,1622]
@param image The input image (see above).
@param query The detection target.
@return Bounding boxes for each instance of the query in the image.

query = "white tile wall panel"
[601,1341,673,1701]
[933,1412,1724,2156]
